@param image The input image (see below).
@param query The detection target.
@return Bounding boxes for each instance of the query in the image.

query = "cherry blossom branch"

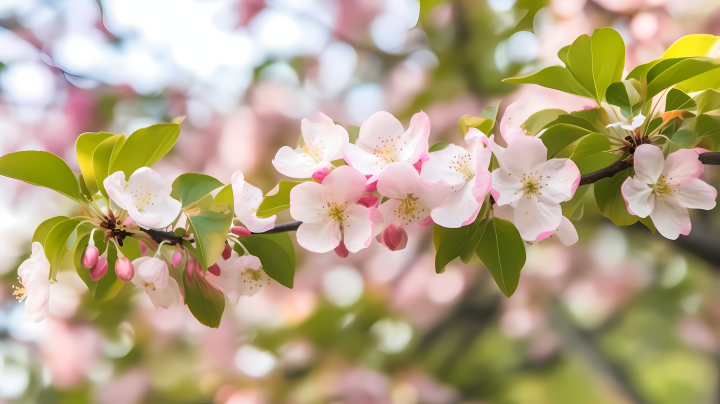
[579,152,720,186]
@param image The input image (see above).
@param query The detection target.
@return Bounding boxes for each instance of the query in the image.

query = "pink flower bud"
[231,226,252,237]
[222,243,232,260]
[81,246,99,269]
[334,242,349,258]
[208,263,221,276]
[378,224,408,251]
[89,257,109,281]
[122,216,135,227]
[365,177,377,193]
[139,241,148,255]
[312,167,331,183]
[582,105,594,110]
[115,257,134,281]
[357,194,379,208]
[172,251,182,268]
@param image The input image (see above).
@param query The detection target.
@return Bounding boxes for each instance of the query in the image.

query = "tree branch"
[252,221,302,234]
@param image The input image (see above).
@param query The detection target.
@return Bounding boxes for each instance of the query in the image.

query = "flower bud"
[81,246,99,269]
[357,194,379,209]
[222,243,232,260]
[378,224,408,251]
[312,167,331,183]
[231,226,252,238]
[208,263,221,276]
[334,242,349,258]
[139,241,148,255]
[89,257,109,281]
[172,251,182,268]
[365,177,377,193]
[115,257,134,281]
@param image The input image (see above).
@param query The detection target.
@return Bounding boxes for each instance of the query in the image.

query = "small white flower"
[14,242,51,322]
[606,114,646,131]
[206,251,270,303]
[104,168,182,229]
[130,257,181,309]
[272,112,349,179]
[231,170,276,233]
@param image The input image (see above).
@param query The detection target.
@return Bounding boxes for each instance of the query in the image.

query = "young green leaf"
[110,123,181,180]
[0,151,81,202]
[539,124,592,158]
[665,89,696,112]
[183,263,225,328]
[256,180,305,218]
[476,218,526,298]
[76,132,115,196]
[428,141,451,153]
[575,152,620,175]
[171,173,224,207]
[694,89,720,115]
[663,34,720,93]
[93,134,126,198]
[214,184,234,217]
[521,109,566,136]
[567,28,625,103]
[184,195,233,271]
[646,57,720,99]
[239,233,296,288]
[348,125,360,144]
[594,168,638,226]
[504,66,595,100]
[44,218,83,281]
[605,79,645,118]
[561,185,590,219]
[32,216,70,247]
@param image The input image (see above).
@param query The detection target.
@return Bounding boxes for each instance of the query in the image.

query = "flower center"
[373,145,397,164]
[519,172,545,198]
[393,193,423,223]
[449,152,474,180]
[302,140,325,163]
[241,267,269,290]
[12,277,27,303]
[144,282,156,291]
[129,181,160,211]
[325,202,349,226]
[652,175,676,202]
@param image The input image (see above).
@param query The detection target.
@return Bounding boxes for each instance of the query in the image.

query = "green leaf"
[557,45,570,67]
[696,114,720,139]
[185,196,233,271]
[594,168,638,226]
[76,132,115,196]
[539,124,592,158]
[665,89,696,112]
[567,28,625,102]
[667,130,697,154]
[239,233,296,288]
[503,65,595,100]
[458,102,499,136]
[32,216,70,247]
[569,107,610,133]
[476,218,526,298]
[561,185,590,219]
[663,34,720,93]
[93,134,126,198]
[110,123,181,180]
[555,133,611,160]
[0,151,81,202]
[575,152,620,175]
[646,57,720,99]
[44,218,84,281]
[183,262,225,328]
[171,173,224,208]
[434,203,489,273]
[348,125,360,144]
[429,141,451,153]
[74,233,126,302]
[118,237,142,261]
[694,89,720,115]
[605,79,645,118]
[639,216,656,234]
[257,180,305,218]
[521,108,566,136]
[214,184,234,217]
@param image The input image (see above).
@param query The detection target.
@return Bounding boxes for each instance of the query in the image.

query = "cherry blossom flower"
[420,128,493,228]
[289,165,379,253]
[499,100,527,144]
[231,170,276,233]
[621,145,717,239]
[104,168,182,229]
[344,111,430,181]
[607,114,646,131]
[206,250,270,302]
[13,242,51,322]
[272,112,349,178]
[375,162,447,248]
[130,256,181,309]
[491,136,581,241]
[493,204,578,245]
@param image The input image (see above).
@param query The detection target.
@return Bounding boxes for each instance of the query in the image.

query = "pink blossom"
[81,246,99,269]
[231,170,276,233]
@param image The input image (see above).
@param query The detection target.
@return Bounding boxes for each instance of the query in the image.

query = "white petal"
[621,177,655,217]
[272,146,324,178]
[555,216,578,246]
[18,242,49,281]
[491,167,524,206]
[631,114,646,129]
[513,196,562,241]
[127,207,163,229]
[239,255,262,270]
[465,128,489,156]
[343,204,374,252]
[502,136,547,176]
[289,181,327,222]
[141,195,181,229]
[232,171,276,232]
[431,182,481,228]
[675,179,717,210]
[23,284,50,322]
[489,135,507,167]
[376,162,421,199]
[137,257,169,289]
[663,148,704,187]
[500,100,524,142]
[322,166,367,204]
[296,220,340,253]
[397,110,430,164]
[356,111,404,153]
[492,204,515,222]
[633,144,664,184]
[130,257,152,286]
[650,199,691,240]
[537,158,580,203]
[343,143,385,176]
[104,171,133,210]
[419,144,468,187]
[301,112,349,161]
[147,277,181,309]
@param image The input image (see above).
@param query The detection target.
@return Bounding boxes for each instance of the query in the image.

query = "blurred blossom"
[41,318,101,387]
[371,318,413,353]
[345,83,386,124]
[95,368,151,404]
[678,317,717,352]
[590,226,627,270]
[630,12,659,42]
[323,266,364,307]
[661,256,687,289]
[235,345,276,377]
[0,341,31,399]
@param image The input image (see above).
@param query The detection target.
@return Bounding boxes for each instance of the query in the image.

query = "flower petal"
[650,199,691,240]
[663,148,704,187]
[296,220,340,253]
[137,257,169,289]
[555,216,578,246]
[500,100,525,144]
[502,136,547,176]
[289,181,327,222]
[430,181,481,228]
[675,179,717,210]
[621,176,655,217]
[397,110,430,164]
[232,171,276,232]
[537,158,580,203]
[491,167,523,206]
[322,165,367,204]
[272,146,324,178]
[147,277,181,309]
[301,112,349,161]
[104,171,134,211]
[419,144,468,187]
[141,195,182,229]
[343,204,374,252]
[377,162,421,199]
[634,144,664,184]
[344,143,385,176]
[513,196,562,241]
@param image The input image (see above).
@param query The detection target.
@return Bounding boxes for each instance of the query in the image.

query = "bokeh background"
[2,0,720,403]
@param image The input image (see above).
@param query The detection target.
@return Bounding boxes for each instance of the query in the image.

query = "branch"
[252,221,302,234]
[140,228,184,245]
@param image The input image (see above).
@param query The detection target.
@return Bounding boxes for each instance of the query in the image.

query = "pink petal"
[664,148,704,187]
[634,144,664,184]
